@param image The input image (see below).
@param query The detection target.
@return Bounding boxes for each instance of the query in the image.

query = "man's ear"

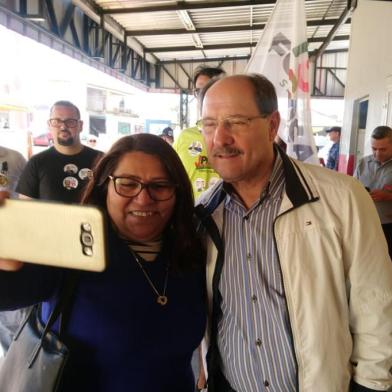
[78,120,84,133]
[269,111,280,142]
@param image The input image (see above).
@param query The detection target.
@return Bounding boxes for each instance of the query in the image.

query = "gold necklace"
[132,251,169,306]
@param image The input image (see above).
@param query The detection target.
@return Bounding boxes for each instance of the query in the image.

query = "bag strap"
[194,190,227,385]
[27,271,80,368]
[41,271,80,338]
[194,187,225,252]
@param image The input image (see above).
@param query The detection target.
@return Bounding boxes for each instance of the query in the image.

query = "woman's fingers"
[0,193,21,270]
[0,259,24,271]
[0,190,10,205]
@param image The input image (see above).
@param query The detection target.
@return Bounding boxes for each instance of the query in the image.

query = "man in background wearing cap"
[326,126,341,170]
[159,127,174,145]
[355,125,392,257]
[173,66,225,199]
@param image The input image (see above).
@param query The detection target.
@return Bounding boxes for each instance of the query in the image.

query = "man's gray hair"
[199,73,278,117]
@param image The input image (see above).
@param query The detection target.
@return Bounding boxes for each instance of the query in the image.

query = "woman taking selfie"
[0,134,206,391]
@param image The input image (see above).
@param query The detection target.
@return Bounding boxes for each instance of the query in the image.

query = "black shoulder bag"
[0,272,79,392]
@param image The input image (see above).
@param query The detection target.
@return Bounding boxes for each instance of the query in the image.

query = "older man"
[196,74,392,392]
[355,125,392,256]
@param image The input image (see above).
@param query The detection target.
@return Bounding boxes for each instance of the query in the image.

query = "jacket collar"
[199,145,319,215]
[277,145,319,209]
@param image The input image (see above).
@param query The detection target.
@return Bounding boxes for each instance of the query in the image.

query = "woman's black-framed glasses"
[108,176,176,201]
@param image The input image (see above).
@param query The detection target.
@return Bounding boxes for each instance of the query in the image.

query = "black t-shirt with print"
[16,146,103,203]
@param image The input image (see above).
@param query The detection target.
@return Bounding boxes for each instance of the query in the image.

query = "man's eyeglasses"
[48,118,79,128]
[108,176,177,201]
[196,114,271,135]
[193,88,201,97]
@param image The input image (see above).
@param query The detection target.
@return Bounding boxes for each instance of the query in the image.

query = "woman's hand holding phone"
[0,259,23,271]
[0,191,24,271]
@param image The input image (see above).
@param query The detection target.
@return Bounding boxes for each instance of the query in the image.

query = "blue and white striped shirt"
[217,154,297,391]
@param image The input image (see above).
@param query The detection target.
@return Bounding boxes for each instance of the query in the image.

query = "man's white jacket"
[196,151,392,392]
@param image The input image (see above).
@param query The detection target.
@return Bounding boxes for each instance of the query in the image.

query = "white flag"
[246,0,318,164]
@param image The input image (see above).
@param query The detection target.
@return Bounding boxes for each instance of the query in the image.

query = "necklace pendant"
[157,295,168,306]
[0,174,8,187]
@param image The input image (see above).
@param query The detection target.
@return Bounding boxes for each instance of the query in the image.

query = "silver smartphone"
[0,199,107,272]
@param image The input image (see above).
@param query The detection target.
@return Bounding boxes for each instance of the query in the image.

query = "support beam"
[145,35,349,53]
[125,18,350,37]
[125,47,132,72]
[82,14,90,54]
[100,13,105,62]
[158,48,348,65]
[175,62,193,90]
[155,65,161,88]
[43,0,59,35]
[160,64,182,89]
[111,42,121,67]
[177,63,192,81]
[19,0,27,17]
[311,4,354,61]
[19,0,45,20]
[102,1,278,15]
[101,0,333,15]
[142,50,146,82]
[59,3,75,37]
[309,48,348,57]
[0,3,147,90]
[72,0,158,64]
[131,51,140,78]
[69,19,81,49]
[327,68,345,88]
[121,33,127,71]
[159,55,251,64]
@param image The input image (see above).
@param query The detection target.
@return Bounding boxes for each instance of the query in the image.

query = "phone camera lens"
[80,222,95,257]
[81,232,94,247]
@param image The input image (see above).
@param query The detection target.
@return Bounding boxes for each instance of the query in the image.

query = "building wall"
[340,0,392,174]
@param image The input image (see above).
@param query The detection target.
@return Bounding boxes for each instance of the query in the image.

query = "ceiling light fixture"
[191,34,203,48]
[177,10,195,31]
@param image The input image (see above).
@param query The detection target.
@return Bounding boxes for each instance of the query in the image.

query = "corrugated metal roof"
[90,0,351,63]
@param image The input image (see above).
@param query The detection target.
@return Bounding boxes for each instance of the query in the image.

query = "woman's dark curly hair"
[81,133,204,271]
